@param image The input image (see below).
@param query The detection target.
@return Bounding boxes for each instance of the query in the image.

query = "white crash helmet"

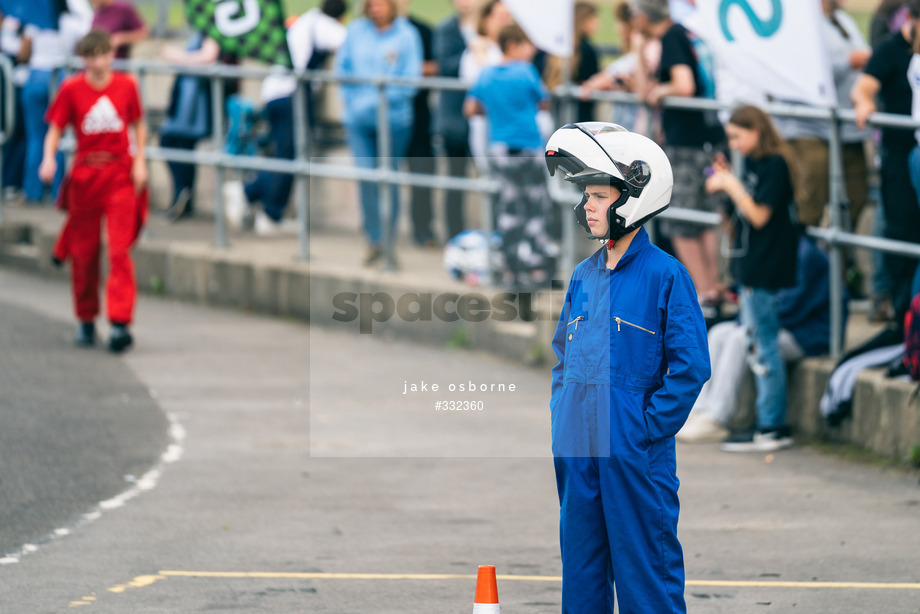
[545,122,673,242]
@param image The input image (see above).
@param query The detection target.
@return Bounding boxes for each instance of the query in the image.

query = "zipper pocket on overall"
[613,316,655,335]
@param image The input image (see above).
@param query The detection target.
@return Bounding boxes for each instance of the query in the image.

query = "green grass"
[138,1,872,65]
[806,440,920,473]
[446,327,470,350]
[136,0,625,46]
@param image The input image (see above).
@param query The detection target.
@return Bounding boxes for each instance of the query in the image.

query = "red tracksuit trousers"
[53,156,144,325]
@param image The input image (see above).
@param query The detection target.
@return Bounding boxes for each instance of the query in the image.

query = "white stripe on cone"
[472,605,500,614]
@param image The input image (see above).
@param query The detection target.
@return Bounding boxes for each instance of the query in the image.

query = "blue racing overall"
[550,228,710,613]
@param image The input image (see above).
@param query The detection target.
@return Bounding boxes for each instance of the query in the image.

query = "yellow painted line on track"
[161,571,485,581]
[158,571,920,590]
[687,580,920,590]
[108,575,167,593]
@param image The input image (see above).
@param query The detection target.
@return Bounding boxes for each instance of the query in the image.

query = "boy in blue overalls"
[545,122,710,613]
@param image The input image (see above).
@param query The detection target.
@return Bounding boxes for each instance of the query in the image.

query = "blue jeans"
[22,69,63,201]
[885,148,920,317]
[740,287,786,432]
[160,134,198,209]
[909,146,920,298]
[913,261,920,298]
[345,121,411,245]
[2,84,25,189]
[245,96,294,221]
[870,199,892,297]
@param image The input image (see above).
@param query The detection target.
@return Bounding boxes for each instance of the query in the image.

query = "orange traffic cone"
[472,565,500,614]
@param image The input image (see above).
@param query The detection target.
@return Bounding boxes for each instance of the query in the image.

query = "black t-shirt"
[219,51,241,99]
[864,30,914,154]
[576,36,599,122]
[409,16,435,124]
[576,36,600,83]
[533,37,600,122]
[732,154,798,289]
[533,39,598,84]
[656,23,724,147]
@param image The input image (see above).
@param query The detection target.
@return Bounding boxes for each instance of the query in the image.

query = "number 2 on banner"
[213,0,261,37]
[719,0,783,42]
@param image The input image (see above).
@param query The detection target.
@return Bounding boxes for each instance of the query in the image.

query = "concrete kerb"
[1,213,918,461]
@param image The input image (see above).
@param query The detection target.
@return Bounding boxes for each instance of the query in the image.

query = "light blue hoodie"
[334,16,423,129]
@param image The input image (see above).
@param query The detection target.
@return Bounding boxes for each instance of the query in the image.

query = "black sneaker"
[868,295,894,324]
[108,324,134,353]
[75,322,96,347]
[166,187,192,223]
[720,427,793,453]
[845,265,866,300]
[363,245,383,267]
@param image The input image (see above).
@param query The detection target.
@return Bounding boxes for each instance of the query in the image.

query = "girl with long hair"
[541,2,600,121]
[705,104,800,452]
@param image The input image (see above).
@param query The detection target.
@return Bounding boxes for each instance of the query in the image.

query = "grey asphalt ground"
[0,302,168,559]
[2,267,920,613]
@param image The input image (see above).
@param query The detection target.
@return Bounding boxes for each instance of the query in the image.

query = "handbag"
[160,33,212,140]
[160,74,212,140]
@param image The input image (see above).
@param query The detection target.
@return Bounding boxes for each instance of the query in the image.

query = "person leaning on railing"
[578,1,660,133]
[852,0,920,325]
[404,5,440,248]
[158,33,239,222]
[21,22,67,204]
[703,105,799,453]
[432,0,479,242]
[631,0,726,316]
[89,0,149,60]
[458,0,512,173]
[536,1,600,124]
[0,11,29,197]
[770,0,869,300]
[464,24,557,290]
[223,0,348,236]
[335,0,422,267]
[866,0,908,322]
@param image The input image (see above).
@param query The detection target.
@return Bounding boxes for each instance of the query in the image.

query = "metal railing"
[117,61,503,266]
[573,89,920,356]
[0,58,918,356]
[0,54,18,223]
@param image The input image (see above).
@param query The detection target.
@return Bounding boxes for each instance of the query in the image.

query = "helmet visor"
[545,148,586,177]
[547,123,651,195]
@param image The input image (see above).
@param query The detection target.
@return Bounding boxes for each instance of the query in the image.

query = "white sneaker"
[720,428,794,453]
[278,217,300,234]
[254,210,299,236]
[223,180,248,230]
[676,415,729,444]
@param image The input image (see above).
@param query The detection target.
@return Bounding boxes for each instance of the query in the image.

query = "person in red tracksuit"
[39,29,148,352]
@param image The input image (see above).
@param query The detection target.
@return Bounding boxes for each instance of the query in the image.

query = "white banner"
[695,0,835,107]
[504,0,574,58]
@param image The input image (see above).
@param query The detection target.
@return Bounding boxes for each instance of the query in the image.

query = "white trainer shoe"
[721,428,794,453]
[223,180,248,230]
[676,414,730,444]
[254,210,299,236]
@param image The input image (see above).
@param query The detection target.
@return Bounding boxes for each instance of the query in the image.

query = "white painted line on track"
[0,411,185,566]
